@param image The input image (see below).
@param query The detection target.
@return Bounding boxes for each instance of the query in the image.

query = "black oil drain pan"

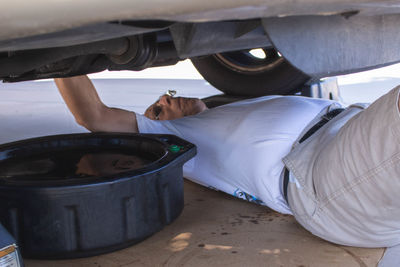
[0,133,196,259]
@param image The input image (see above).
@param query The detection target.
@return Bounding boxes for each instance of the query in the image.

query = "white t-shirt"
[136,95,337,214]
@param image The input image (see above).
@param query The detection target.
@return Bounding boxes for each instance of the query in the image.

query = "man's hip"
[284,86,400,247]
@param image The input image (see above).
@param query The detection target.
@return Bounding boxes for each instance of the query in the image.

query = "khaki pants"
[284,86,400,247]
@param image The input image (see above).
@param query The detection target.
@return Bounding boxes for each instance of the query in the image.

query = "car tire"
[201,94,253,108]
[191,48,310,96]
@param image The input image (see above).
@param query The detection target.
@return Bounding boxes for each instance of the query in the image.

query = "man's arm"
[55,75,138,133]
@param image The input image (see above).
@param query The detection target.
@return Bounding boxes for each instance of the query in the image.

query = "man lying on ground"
[55,75,400,248]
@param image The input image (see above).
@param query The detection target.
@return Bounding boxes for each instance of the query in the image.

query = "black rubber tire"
[202,94,254,109]
[191,50,310,97]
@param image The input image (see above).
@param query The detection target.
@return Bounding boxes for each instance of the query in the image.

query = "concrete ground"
[1,76,399,266]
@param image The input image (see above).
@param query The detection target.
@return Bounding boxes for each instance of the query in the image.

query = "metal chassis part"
[3,12,400,82]
[0,20,270,82]
[262,14,400,78]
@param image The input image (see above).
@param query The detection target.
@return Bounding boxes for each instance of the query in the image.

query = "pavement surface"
[1,76,399,266]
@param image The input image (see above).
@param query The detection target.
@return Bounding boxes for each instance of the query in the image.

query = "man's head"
[144,95,208,120]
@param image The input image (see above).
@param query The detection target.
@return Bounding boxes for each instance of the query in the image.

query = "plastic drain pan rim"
[0,133,196,259]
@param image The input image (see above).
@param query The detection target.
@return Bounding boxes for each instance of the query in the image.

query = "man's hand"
[55,75,138,133]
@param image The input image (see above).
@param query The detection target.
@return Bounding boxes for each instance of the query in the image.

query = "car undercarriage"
[2,0,400,95]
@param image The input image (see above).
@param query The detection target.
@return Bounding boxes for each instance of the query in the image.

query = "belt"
[283,108,345,203]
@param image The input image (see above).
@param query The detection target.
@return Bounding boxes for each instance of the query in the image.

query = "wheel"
[201,94,253,109]
[191,48,310,96]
